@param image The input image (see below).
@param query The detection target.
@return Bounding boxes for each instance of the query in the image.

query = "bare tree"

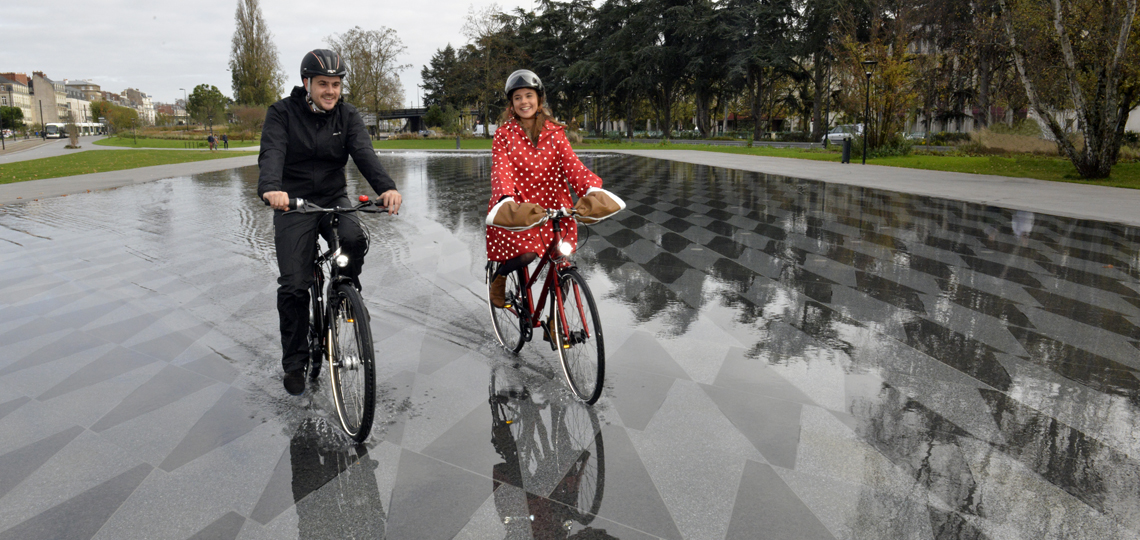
[325,26,410,126]
[998,0,1140,178]
[230,0,284,106]
[462,3,524,137]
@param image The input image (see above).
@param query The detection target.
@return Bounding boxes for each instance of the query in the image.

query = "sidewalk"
[2,147,1139,227]
[0,155,258,204]
[0,137,53,157]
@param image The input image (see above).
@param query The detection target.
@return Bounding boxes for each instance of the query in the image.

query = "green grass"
[371,137,1140,188]
[0,150,257,184]
[94,136,259,149]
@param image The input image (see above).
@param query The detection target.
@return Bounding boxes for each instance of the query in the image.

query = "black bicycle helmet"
[504,69,543,99]
[300,49,347,80]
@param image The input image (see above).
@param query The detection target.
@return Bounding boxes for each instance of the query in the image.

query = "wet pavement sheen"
[0,153,1139,539]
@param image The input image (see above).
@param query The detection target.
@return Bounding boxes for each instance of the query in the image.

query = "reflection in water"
[4,153,1140,537]
[290,418,386,538]
[488,367,612,539]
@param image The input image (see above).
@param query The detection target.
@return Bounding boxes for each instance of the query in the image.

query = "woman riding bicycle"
[486,69,623,308]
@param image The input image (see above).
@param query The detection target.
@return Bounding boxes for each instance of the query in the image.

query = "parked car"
[821,124,862,143]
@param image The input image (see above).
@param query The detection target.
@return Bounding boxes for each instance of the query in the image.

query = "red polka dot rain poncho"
[485,119,607,262]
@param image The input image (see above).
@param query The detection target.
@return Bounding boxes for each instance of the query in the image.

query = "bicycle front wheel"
[327,283,376,442]
[554,269,604,404]
[488,265,526,354]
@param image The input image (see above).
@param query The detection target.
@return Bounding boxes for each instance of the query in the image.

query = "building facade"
[122,88,156,125]
[0,74,34,128]
[65,79,102,102]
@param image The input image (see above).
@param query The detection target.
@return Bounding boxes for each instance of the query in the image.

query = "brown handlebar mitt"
[573,189,625,224]
[487,199,547,231]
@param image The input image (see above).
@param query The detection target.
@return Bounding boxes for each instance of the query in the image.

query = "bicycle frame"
[515,215,593,346]
[310,215,343,366]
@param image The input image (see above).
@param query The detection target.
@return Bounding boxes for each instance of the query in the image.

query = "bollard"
[841,138,852,164]
[456,135,461,150]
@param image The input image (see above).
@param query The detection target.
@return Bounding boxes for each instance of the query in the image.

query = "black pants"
[274,195,367,373]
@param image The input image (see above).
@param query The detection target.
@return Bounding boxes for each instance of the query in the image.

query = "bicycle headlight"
[558,241,573,256]
[335,254,350,268]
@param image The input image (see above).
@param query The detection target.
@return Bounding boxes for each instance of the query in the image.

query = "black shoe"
[284,369,306,395]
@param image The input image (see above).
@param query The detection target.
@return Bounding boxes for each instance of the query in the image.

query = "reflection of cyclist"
[290,418,385,538]
[488,369,610,539]
[485,69,623,309]
[258,49,403,395]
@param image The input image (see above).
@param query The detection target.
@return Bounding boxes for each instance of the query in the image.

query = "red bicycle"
[486,208,605,405]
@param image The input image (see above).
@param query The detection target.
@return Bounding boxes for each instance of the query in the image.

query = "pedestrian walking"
[207,134,216,151]
[221,134,229,149]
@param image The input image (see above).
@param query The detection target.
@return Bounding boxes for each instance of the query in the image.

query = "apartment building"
[0,74,34,126]
[122,88,156,125]
[65,79,102,102]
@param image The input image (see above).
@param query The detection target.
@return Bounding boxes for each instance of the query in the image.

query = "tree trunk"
[750,67,763,141]
[811,54,825,140]
[976,53,991,129]
[695,90,711,138]
[625,98,634,140]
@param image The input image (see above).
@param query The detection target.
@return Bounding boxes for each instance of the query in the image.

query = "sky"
[2,0,535,107]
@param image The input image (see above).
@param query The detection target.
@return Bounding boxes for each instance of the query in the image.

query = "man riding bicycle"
[258,48,402,396]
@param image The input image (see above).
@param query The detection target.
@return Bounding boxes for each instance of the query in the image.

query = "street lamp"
[179,88,187,125]
[861,60,877,165]
[584,96,592,137]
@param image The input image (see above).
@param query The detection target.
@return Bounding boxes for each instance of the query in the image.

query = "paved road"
[0,153,1135,539]
[3,146,1139,227]
[0,135,256,165]
[582,137,955,152]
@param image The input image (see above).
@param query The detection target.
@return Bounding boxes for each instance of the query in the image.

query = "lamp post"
[861,60,877,165]
[584,96,592,137]
[179,88,187,125]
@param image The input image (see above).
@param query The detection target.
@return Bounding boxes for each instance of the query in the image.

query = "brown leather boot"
[490,275,508,308]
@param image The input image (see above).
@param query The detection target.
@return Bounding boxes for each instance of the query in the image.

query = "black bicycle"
[278,196,387,442]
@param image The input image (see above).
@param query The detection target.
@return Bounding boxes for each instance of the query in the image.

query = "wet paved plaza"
[1,153,1139,539]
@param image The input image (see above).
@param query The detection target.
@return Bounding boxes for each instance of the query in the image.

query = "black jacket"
[257,86,396,205]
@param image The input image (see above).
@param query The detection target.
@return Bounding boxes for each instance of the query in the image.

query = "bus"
[45,123,67,138]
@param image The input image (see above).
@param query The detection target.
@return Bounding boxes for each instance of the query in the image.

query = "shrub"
[776,131,816,143]
[850,135,914,158]
[927,131,972,145]
[971,129,1059,155]
[989,118,1044,138]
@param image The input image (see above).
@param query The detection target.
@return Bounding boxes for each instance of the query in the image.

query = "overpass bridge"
[370,108,481,133]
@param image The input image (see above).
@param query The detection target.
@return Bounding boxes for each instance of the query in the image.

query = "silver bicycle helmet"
[503,69,544,99]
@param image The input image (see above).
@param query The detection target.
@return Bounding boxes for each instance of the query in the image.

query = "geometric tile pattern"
[0,155,1137,539]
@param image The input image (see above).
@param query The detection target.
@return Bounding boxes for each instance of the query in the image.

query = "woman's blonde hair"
[500,92,565,145]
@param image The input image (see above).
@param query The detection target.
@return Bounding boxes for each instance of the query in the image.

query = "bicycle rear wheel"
[488,265,527,354]
[554,269,604,404]
[327,283,375,442]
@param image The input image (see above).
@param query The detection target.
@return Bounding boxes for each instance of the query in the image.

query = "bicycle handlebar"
[262,197,389,214]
